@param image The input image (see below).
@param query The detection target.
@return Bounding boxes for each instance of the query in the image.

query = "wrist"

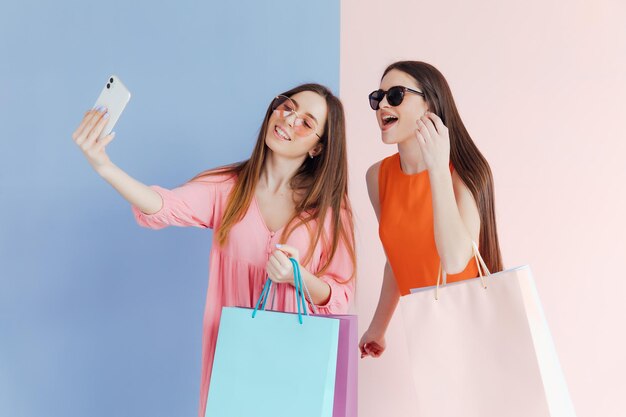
[95,162,118,179]
[429,162,449,176]
[288,263,305,287]
[367,325,386,339]
[428,165,452,186]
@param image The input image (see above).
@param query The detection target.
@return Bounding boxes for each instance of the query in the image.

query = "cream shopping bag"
[400,243,576,417]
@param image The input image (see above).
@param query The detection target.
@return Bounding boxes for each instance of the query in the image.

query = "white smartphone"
[93,74,131,139]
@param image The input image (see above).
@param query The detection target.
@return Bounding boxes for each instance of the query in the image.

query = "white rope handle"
[435,241,491,300]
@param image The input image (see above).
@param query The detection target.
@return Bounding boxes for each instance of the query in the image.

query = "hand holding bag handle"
[252,258,316,324]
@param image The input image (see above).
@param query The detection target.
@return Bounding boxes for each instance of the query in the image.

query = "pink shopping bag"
[401,243,576,417]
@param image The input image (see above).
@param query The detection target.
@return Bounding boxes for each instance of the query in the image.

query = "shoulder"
[365,161,383,206]
[366,153,397,185]
[190,171,238,192]
[366,159,388,218]
[365,160,383,185]
[450,167,481,238]
[450,167,479,217]
[370,153,399,181]
[450,168,471,197]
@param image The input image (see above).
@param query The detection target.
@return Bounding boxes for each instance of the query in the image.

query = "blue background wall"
[0,1,339,416]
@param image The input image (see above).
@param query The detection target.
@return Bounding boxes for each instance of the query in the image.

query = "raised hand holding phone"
[93,75,131,139]
[71,75,162,215]
[72,75,131,172]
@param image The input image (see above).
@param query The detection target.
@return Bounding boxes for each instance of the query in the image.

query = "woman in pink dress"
[71,83,356,416]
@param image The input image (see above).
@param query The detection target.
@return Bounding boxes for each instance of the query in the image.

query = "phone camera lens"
[109,77,114,83]
[106,83,111,89]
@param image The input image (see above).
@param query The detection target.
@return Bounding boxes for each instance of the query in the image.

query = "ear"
[309,143,323,158]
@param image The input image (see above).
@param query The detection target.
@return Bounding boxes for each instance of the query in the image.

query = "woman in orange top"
[359,61,504,358]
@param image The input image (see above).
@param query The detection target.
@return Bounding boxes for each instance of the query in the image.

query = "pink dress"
[131,174,355,417]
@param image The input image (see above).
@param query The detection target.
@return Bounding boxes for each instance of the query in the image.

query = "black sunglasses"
[368,86,425,110]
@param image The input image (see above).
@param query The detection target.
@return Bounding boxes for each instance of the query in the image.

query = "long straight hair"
[383,61,503,273]
[192,83,356,279]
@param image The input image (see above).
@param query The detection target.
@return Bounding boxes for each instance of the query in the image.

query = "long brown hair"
[383,61,503,273]
[192,83,356,279]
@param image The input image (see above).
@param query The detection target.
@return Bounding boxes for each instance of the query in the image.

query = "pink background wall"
[341,1,626,416]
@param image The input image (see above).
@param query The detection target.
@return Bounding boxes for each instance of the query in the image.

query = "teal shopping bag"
[206,259,340,417]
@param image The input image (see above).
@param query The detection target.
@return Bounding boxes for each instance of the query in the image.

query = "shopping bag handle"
[291,258,320,323]
[435,241,491,300]
[253,279,275,313]
[294,259,319,315]
[251,258,317,324]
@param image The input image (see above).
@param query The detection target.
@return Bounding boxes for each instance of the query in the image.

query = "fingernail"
[103,112,110,119]
[95,105,104,112]
[275,244,283,248]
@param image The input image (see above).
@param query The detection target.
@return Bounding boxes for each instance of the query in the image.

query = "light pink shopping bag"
[400,243,576,417]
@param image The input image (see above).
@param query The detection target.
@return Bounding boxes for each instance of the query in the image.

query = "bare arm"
[98,164,163,214]
[429,168,480,273]
[71,107,162,214]
[367,261,400,336]
[417,112,480,273]
[359,161,400,358]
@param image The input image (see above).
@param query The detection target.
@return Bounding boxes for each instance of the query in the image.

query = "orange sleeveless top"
[378,153,479,296]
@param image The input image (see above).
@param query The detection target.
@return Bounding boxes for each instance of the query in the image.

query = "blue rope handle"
[260,280,272,310]
[291,258,319,315]
[293,258,306,324]
[291,257,319,324]
[252,279,272,318]
[251,258,313,324]
[292,258,305,320]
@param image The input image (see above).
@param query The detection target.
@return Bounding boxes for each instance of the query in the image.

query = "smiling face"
[376,69,429,145]
[265,90,328,159]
